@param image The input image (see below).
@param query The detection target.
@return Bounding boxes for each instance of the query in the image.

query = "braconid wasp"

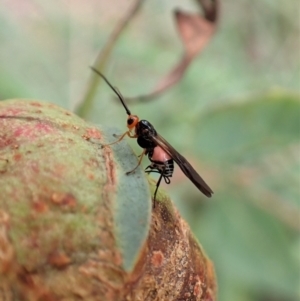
[91,67,213,207]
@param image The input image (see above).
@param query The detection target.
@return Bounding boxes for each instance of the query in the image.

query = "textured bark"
[0,99,216,301]
[123,198,216,301]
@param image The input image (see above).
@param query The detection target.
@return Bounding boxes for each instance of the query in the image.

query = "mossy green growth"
[0,99,151,273]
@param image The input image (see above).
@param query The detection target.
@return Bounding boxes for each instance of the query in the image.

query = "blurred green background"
[1,0,299,300]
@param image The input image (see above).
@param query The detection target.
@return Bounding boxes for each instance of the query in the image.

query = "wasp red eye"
[127,115,139,129]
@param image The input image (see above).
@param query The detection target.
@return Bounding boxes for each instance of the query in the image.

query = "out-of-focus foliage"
[0,1,299,300]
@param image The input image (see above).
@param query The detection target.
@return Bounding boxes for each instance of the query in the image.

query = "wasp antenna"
[90,66,131,115]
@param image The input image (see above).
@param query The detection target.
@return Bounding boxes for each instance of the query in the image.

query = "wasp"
[91,67,213,207]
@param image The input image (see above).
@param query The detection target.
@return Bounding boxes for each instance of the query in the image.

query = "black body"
[136,120,157,148]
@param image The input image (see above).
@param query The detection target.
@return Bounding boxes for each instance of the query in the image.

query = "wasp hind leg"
[145,166,165,208]
[152,172,164,208]
[145,166,172,208]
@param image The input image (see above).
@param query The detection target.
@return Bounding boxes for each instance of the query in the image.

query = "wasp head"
[127,115,139,130]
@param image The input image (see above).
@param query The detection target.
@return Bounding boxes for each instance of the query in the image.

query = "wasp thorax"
[127,115,139,129]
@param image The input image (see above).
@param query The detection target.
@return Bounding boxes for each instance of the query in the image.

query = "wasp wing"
[151,133,213,197]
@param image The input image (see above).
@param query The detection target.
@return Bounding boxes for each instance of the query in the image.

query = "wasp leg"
[137,151,146,158]
[101,131,137,148]
[145,164,154,173]
[153,172,164,208]
[145,165,164,207]
[163,176,171,184]
[126,149,146,175]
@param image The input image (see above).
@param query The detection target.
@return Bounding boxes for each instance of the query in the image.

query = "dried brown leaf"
[127,0,219,102]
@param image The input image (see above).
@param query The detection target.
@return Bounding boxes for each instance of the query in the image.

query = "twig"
[76,0,145,118]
